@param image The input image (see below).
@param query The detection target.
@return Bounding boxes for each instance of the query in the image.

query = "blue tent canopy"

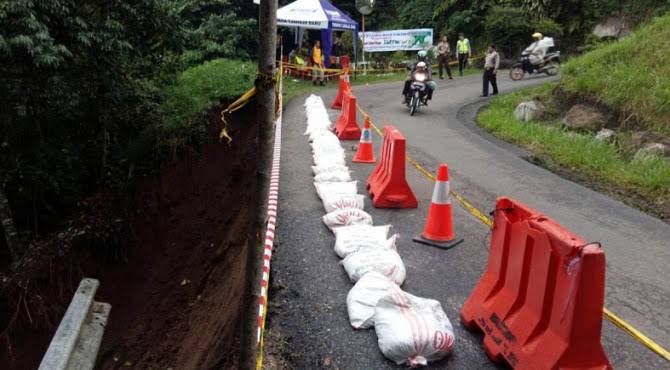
[277,0,358,67]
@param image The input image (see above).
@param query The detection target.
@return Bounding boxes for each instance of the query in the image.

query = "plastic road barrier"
[331,74,351,109]
[334,91,362,140]
[366,126,418,208]
[461,197,612,369]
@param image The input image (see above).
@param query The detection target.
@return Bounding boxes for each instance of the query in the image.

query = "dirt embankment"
[0,104,259,370]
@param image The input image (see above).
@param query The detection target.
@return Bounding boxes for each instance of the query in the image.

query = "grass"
[560,13,670,133]
[477,83,670,203]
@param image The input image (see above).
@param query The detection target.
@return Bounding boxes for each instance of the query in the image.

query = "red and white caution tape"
[257,112,282,346]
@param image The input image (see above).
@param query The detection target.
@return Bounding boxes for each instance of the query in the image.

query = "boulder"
[514,101,545,122]
[562,104,606,131]
[593,16,631,40]
[635,142,670,159]
[595,128,616,142]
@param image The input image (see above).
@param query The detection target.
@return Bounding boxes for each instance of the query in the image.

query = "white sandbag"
[332,225,393,258]
[314,181,358,199]
[346,272,401,329]
[321,193,365,213]
[313,153,346,167]
[314,170,352,183]
[312,145,345,158]
[322,208,373,231]
[309,129,338,143]
[312,163,350,176]
[340,239,405,285]
[374,292,455,367]
[311,134,341,149]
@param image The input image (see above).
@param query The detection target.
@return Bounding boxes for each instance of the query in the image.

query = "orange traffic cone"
[413,164,464,249]
[352,116,376,164]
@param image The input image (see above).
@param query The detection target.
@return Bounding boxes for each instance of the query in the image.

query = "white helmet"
[416,61,427,69]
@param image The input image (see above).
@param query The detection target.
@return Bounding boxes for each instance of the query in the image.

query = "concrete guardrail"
[38,278,111,370]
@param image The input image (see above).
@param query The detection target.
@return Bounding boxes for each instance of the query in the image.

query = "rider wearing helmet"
[523,32,548,66]
[402,50,434,103]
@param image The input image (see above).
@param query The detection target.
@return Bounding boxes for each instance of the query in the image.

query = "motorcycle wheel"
[545,61,560,76]
[510,67,525,81]
[409,96,417,116]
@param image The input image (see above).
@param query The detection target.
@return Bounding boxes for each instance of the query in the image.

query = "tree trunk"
[0,187,22,263]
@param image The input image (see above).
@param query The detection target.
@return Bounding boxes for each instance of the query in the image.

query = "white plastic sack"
[340,239,405,285]
[314,181,358,199]
[313,152,346,167]
[332,225,393,258]
[346,272,401,329]
[314,170,352,183]
[321,193,365,213]
[309,129,338,143]
[322,207,373,231]
[374,292,455,367]
[312,144,345,158]
[312,163,350,176]
[311,135,342,151]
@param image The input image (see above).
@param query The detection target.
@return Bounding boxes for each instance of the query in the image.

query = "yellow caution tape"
[356,102,670,363]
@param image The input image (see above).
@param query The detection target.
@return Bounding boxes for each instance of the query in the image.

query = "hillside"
[560,13,670,133]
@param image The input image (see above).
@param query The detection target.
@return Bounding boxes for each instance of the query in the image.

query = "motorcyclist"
[523,32,549,67]
[402,50,434,103]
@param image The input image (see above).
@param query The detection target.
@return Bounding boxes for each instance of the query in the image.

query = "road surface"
[264,72,670,369]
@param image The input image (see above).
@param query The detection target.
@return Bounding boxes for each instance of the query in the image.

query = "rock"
[514,101,545,122]
[593,16,631,40]
[635,142,670,159]
[595,128,616,142]
[562,104,606,131]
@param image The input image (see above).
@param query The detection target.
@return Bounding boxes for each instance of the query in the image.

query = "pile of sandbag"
[302,95,455,367]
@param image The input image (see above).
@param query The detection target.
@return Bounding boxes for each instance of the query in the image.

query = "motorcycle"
[405,71,429,116]
[509,50,561,81]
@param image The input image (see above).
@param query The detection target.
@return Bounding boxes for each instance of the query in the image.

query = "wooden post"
[241,0,277,369]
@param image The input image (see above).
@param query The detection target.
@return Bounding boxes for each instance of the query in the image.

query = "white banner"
[360,29,434,52]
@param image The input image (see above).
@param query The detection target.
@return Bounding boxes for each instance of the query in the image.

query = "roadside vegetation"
[479,84,670,204]
[478,13,670,220]
[560,14,670,134]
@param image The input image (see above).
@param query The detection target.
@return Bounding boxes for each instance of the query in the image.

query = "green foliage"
[161,59,255,130]
[560,13,670,133]
[532,18,563,37]
[0,0,178,235]
[172,0,258,66]
[484,7,533,57]
[478,84,670,199]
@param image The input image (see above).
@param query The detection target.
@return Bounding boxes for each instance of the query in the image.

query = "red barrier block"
[366,126,418,208]
[461,197,611,370]
[331,75,350,109]
[334,91,361,140]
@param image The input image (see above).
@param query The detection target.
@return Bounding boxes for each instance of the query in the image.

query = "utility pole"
[241,0,277,369]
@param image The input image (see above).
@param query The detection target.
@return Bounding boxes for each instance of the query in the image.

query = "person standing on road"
[481,44,499,97]
[457,33,472,76]
[311,40,325,86]
[436,36,453,80]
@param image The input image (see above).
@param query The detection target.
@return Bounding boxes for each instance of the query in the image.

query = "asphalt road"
[265,72,670,369]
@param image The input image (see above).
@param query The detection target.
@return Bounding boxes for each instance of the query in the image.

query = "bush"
[161,59,255,131]
[532,18,564,38]
[484,7,533,57]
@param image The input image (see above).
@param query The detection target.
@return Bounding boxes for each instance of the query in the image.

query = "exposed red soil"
[0,104,259,370]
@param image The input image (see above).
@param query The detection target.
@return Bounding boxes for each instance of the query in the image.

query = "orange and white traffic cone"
[413,164,464,249]
[352,116,376,164]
